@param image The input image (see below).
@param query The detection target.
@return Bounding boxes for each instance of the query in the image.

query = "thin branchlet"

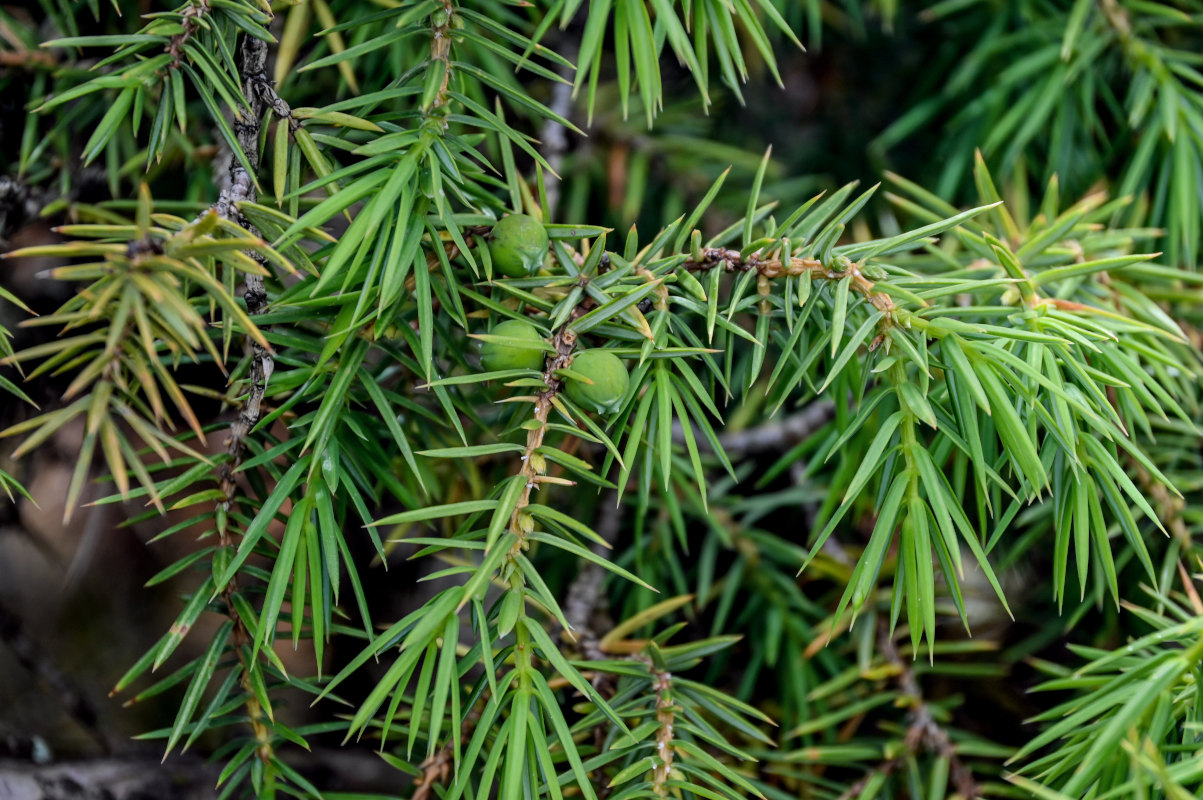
[683,247,897,316]
[166,0,210,69]
[650,670,676,796]
[425,1,456,122]
[507,326,580,558]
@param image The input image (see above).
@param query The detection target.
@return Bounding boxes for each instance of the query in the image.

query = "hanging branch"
[213,33,289,511]
[207,32,290,770]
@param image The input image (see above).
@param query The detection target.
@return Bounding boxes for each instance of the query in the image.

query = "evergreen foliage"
[2,1,1203,798]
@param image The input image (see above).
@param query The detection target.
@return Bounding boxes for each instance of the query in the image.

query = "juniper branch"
[207,31,281,769]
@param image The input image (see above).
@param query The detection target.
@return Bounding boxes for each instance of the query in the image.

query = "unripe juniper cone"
[481,319,547,373]
[564,349,630,413]
[487,214,549,277]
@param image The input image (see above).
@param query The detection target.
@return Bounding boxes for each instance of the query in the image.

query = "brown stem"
[506,327,580,558]
[426,2,455,119]
[412,703,483,800]
[1099,0,1132,40]
[682,247,898,317]
[166,0,210,69]
[208,33,279,766]
[214,34,277,502]
[0,50,55,68]
[650,671,675,796]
